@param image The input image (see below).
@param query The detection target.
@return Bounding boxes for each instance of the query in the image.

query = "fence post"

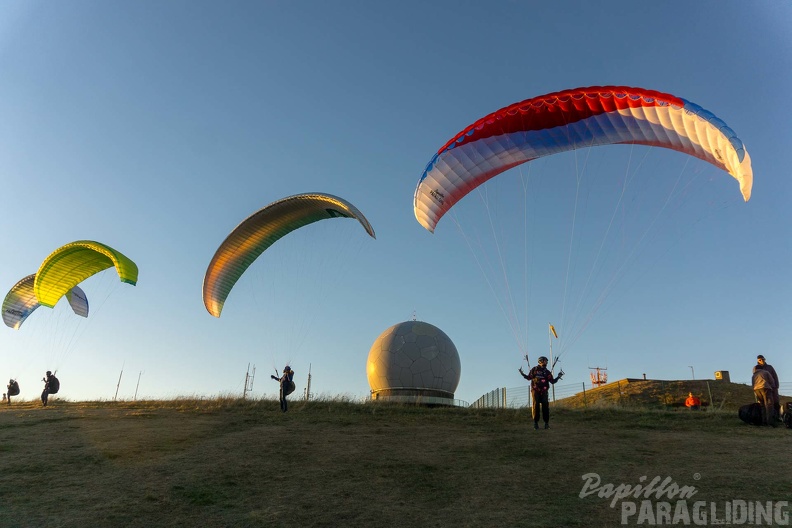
[582,382,587,407]
[502,387,506,408]
[706,381,714,411]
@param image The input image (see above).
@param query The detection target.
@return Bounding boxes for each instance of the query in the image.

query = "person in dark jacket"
[519,356,563,430]
[271,365,295,412]
[752,364,776,427]
[756,355,780,421]
[41,371,54,407]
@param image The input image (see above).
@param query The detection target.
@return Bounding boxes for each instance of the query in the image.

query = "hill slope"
[558,379,760,410]
[0,398,789,528]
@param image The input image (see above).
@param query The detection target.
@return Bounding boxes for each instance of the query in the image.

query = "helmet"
[284,365,291,371]
[46,371,52,376]
[538,356,548,364]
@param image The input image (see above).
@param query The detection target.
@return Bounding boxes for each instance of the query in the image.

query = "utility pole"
[243,363,256,399]
[304,363,312,400]
[114,362,124,401]
[134,371,142,401]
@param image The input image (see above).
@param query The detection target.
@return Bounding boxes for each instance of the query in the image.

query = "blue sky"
[0,1,789,403]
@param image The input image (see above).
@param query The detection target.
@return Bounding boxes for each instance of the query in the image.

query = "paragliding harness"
[7,380,20,397]
[522,355,564,394]
[783,402,792,429]
[47,374,60,395]
[282,369,295,398]
[272,369,296,398]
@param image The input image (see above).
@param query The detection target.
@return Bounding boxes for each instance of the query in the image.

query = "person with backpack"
[6,379,20,405]
[41,370,60,407]
[518,356,563,430]
[271,365,295,413]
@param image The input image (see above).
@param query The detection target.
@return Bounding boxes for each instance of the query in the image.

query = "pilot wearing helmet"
[519,356,563,430]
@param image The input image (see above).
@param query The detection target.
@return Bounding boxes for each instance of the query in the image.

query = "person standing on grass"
[518,356,563,430]
[271,365,295,413]
[752,364,776,427]
[756,355,780,421]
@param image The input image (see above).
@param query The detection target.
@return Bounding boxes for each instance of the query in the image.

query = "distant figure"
[685,392,701,410]
[518,356,563,430]
[6,379,20,405]
[757,355,780,421]
[271,365,295,413]
[752,364,776,427]
[41,371,60,407]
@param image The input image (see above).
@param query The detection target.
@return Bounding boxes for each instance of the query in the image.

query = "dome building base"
[370,388,456,406]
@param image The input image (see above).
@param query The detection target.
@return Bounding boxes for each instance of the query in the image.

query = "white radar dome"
[366,320,461,405]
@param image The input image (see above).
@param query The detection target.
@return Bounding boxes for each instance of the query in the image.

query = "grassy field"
[0,397,789,528]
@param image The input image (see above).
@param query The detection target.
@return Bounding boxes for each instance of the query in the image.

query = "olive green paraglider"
[202,193,375,318]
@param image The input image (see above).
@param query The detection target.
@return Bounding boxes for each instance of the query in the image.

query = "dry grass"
[557,379,764,411]
[0,397,789,527]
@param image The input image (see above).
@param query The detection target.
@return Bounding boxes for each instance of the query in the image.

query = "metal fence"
[470,381,584,409]
[470,380,792,409]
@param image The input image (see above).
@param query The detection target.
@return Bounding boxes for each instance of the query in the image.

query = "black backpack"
[48,375,60,394]
[738,403,762,426]
[784,402,792,429]
[7,381,20,397]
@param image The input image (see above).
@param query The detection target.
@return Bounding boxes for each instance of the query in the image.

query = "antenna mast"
[243,363,256,399]
[114,361,125,401]
[134,371,143,401]
[304,363,312,400]
[589,366,608,388]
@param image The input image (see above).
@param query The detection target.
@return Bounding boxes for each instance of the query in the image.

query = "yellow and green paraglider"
[203,192,375,318]
[34,240,138,308]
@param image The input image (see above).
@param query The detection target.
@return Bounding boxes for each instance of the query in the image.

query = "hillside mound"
[558,378,763,410]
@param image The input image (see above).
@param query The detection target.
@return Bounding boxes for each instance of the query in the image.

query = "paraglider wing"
[3,275,39,330]
[34,241,138,309]
[65,285,89,318]
[414,86,753,233]
[203,192,376,318]
[3,275,90,329]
